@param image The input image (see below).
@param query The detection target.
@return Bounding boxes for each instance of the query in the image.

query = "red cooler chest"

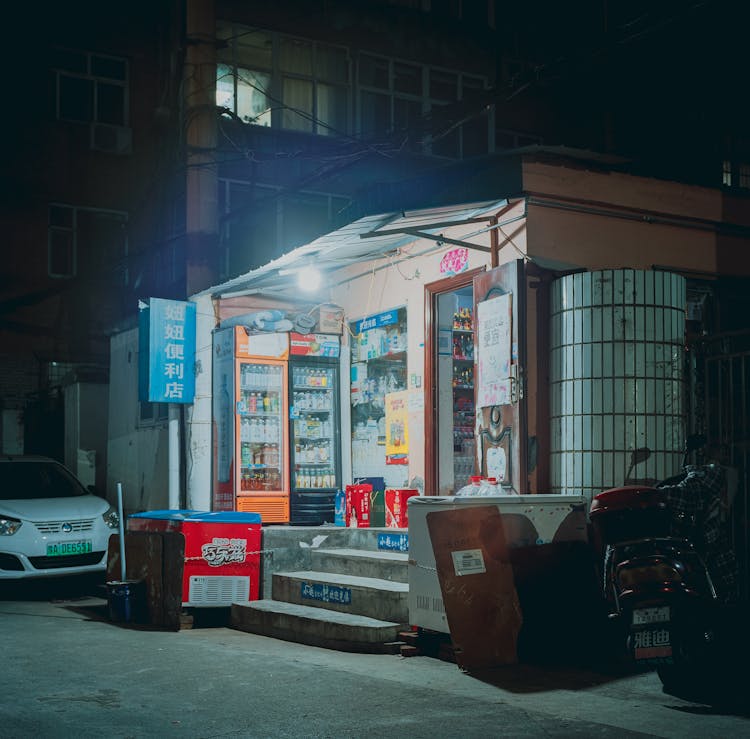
[127,510,262,607]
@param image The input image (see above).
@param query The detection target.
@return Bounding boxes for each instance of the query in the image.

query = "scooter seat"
[590,486,671,546]
[591,485,665,514]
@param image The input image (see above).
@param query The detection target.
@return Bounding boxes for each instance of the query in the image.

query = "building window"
[48,204,128,283]
[721,160,750,189]
[217,64,272,126]
[216,21,489,156]
[52,48,128,126]
[217,22,350,135]
[358,53,489,157]
[48,205,76,278]
[139,401,168,425]
[217,179,350,274]
[44,361,76,388]
[722,160,733,187]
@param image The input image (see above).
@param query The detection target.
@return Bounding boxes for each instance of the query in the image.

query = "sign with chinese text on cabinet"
[476,293,512,408]
[384,390,409,464]
[139,298,196,404]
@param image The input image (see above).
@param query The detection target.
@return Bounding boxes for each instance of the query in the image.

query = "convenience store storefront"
[188,196,533,514]
[185,150,750,525]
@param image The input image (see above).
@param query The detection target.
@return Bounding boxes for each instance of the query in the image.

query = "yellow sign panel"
[385,390,409,464]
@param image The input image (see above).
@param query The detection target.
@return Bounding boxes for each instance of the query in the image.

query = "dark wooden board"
[426,505,523,670]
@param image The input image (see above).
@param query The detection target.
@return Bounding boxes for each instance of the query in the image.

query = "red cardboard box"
[385,489,419,528]
[345,484,371,528]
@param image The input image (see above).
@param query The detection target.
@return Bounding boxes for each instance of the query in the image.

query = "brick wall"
[0,354,39,409]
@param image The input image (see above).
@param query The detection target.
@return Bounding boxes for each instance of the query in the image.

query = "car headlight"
[0,516,22,535]
[101,506,120,529]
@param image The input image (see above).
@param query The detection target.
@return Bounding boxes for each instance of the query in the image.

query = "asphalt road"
[1,576,748,739]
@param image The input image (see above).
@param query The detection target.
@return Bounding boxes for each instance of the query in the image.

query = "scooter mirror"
[630,447,652,465]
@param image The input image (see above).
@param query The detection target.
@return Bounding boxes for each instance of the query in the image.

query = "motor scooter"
[589,436,739,692]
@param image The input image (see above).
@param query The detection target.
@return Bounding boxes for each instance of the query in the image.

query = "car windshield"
[0,461,88,500]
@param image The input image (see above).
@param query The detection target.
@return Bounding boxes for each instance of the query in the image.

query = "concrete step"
[310,548,409,582]
[272,570,409,623]
[231,599,404,653]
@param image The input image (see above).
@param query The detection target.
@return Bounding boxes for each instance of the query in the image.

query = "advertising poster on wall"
[477,293,512,408]
[384,390,409,464]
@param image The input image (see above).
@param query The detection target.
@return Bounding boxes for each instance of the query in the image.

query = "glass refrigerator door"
[238,362,285,493]
[291,364,337,491]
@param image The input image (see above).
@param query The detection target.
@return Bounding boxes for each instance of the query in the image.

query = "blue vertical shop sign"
[139,298,196,403]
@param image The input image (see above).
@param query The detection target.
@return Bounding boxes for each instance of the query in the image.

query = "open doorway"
[425,270,482,495]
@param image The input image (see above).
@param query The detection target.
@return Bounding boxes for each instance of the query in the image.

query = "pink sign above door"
[439,247,469,276]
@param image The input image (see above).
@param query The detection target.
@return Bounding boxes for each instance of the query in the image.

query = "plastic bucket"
[106,580,147,624]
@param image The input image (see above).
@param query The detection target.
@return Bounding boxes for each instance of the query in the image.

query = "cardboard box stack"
[344,483,371,528]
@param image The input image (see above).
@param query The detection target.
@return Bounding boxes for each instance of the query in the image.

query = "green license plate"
[46,540,93,556]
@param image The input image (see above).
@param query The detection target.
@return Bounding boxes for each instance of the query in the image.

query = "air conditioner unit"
[90,123,132,155]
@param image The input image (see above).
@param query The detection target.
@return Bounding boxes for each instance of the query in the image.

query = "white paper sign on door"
[477,293,512,408]
[486,445,507,483]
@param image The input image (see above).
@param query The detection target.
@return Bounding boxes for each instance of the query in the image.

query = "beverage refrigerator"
[212,326,291,523]
[288,332,342,525]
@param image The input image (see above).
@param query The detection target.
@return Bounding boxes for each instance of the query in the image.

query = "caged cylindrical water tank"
[549,269,686,502]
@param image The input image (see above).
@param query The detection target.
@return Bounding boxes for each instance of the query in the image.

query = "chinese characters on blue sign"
[353,309,399,335]
[301,581,352,605]
[139,298,196,404]
[377,533,409,552]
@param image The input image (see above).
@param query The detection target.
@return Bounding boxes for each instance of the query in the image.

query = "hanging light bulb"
[297,266,321,292]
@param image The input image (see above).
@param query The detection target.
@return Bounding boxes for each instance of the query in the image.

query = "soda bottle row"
[293,367,330,388]
[293,417,332,439]
[293,390,332,411]
[241,417,280,443]
[242,390,280,413]
[453,307,473,331]
[241,364,281,389]
[241,469,281,491]
[452,333,474,360]
[452,365,474,387]
[296,467,335,489]
[241,442,280,468]
[295,440,330,464]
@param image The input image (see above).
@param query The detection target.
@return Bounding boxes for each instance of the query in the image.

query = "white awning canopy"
[203,198,513,301]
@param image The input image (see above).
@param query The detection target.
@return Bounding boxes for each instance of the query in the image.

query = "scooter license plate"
[632,605,670,625]
[632,627,672,661]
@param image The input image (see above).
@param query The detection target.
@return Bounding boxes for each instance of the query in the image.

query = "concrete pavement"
[1,576,748,738]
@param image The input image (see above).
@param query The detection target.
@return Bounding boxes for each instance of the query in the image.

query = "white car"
[0,455,119,579]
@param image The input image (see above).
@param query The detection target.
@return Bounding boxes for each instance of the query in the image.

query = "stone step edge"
[231,600,406,654]
[240,598,403,627]
[273,570,409,591]
[314,548,408,561]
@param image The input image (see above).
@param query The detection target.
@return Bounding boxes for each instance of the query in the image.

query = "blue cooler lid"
[128,509,203,520]
[184,511,262,524]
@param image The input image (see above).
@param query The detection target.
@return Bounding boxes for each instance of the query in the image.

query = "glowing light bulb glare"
[298,266,321,291]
